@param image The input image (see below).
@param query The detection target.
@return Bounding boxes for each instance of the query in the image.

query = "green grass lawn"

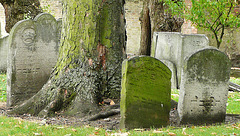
[0,115,239,136]
[0,73,7,102]
[0,73,240,135]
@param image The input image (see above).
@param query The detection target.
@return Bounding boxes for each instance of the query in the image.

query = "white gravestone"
[151,32,209,88]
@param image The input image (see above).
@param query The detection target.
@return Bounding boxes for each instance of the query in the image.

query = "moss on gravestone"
[120,56,171,129]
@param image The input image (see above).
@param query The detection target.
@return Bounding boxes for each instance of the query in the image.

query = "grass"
[230,77,240,85]
[0,115,239,135]
[0,74,240,135]
[0,73,7,102]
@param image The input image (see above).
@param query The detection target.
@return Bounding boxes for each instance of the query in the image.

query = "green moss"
[120,56,172,129]
[99,4,111,48]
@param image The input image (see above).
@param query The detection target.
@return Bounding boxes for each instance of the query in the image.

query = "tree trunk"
[139,0,184,55]
[10,0,125,117]
[0,0,42,33]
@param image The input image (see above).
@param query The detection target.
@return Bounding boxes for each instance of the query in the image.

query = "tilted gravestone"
[0,35,9,73]
[7,13,61,107]
[151,32,209,88]
[120,56,172,129]
[178,48,231,124]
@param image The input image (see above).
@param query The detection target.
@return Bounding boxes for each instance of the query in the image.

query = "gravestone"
[160,60,177,89]
[178,48,231,124]
[0,35,9,73]
[151,32,182,88]
[151,32,209,88]
[120,56,172,129]
[7,13,61,107]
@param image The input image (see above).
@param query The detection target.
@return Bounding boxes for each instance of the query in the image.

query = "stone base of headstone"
[120,56,172,129]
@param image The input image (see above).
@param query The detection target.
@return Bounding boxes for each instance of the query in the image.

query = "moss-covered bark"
[10,0,125,117]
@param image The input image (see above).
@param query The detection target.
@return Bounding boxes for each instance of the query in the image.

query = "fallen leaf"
[110,132,129,136]
[134,129,144,132]
[64,134,71,136]
[168,132,176,136]
[14,125,21,128]
[110,100,115,105]
[72,128,77,132]
[153,130,164,133]
[33,133,42,136]
[182,128,187,135]
[56,127,64,129]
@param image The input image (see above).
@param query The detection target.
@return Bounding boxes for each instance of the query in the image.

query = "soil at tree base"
[0,102,239,130]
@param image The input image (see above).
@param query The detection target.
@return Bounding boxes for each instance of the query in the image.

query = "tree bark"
[139,0,184,55]
[0,0,42,33]
[9,0,125,117]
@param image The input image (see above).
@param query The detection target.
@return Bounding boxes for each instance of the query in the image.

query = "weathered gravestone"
[160,60,177,89]
[7,13,62,107]
[151,32,209,88]
[178,48,231,124]
[0,35,9,73]
[120,56,172,129]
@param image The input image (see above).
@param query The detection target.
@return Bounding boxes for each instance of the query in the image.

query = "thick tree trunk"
[0,0,42,33]
[10,0,125,117]
[139,0,184,55]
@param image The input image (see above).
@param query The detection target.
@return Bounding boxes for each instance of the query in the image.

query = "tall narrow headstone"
[7,13,60,107]
[120,56,172,129]
[178,48,231,124]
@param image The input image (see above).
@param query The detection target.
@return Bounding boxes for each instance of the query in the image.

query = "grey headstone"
[160,59,178,89]
[0,35,9,73]
[151,32,209,88]
[178,48,231,124]
[7,13,60,107]
[120,56,171,129]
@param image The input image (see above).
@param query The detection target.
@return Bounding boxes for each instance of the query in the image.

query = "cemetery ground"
[0,73,240,135]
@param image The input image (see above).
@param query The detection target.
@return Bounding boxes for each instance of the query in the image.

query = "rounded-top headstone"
[7,13,61,107]
[120,56,172,129]
[178,47,231,124]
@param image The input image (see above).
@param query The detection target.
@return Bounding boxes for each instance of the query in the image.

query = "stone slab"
[120,56,172,129]
[160,59,178,89]
[178,47,231,124]
[7,13,61,107]
[0,35,9,73]
[151,32,209,88]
